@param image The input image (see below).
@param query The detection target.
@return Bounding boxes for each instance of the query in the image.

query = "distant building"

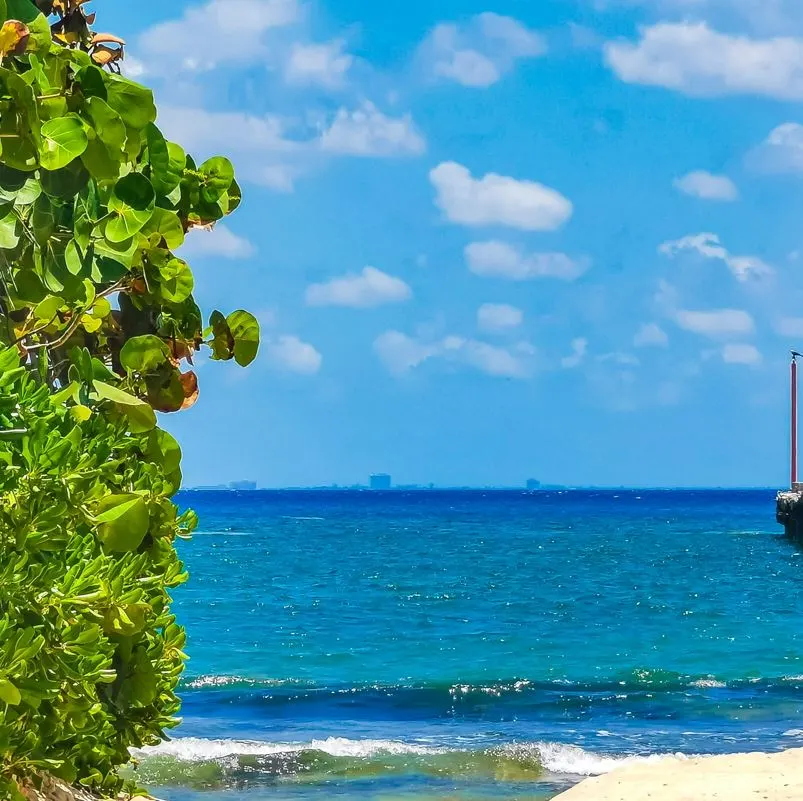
[526,478,542,491]
[370,473,392,490]
[229,480,257,491]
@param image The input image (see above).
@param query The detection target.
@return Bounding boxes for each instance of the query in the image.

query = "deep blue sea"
[133,489,803,801]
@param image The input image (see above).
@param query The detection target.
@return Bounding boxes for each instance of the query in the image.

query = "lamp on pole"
[792,351,801,488]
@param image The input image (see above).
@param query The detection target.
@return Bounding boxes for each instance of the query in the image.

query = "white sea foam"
[133,737,447,761]
[533,742,682,776]
[134,736,682,778]
[689,678,726,688]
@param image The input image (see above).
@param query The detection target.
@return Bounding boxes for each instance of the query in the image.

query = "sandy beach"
[553,748,803,800]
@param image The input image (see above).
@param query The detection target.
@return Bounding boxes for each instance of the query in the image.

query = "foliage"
[0,347,194,799]
[0,0,260,795]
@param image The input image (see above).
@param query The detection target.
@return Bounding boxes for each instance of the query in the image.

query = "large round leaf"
[105,74,156,129]
[199,156,234,204]
[119,335,170,375]
[143,207,184,249]
[94,493,149,553]
[83,96,126,152]
[159,258,193,304]
[105,172,155,243]
[39,114,88,171]
[228,310,260,367]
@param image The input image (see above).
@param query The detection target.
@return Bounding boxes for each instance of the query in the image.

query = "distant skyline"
[114,0,803,489]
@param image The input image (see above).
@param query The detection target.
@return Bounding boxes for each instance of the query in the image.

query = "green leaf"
[143,207,184,249]
[92,379,141,406]
[106,172,155,243]
[105,74,157,129]
[199,156,234,204]
[147,428,182,474]
[0,678,21,706]
[69,404,92,422]
[39,114,88,171]
[228,310,260,367]
[159,258,193,304]
[83,96,126,152]
[119,335,170,375]
[94,494,149,553]
[92,380,157,433]
[0,209,17,248]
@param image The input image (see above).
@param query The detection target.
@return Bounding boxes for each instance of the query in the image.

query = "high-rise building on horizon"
[370,474,392,490]
[526,478,541,491]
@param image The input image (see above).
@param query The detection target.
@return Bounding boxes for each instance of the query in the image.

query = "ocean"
[132,489,803,801]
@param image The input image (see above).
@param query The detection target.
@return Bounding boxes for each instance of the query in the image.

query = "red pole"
[793,355,798,488]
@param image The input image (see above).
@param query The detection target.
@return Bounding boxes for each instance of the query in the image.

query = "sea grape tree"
[0,0,259,796]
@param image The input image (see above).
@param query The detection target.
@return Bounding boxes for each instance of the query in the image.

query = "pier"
[777,352,803,541]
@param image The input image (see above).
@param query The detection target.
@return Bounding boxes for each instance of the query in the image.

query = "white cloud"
[675,308,755,337]
[265,335,322,375]
[659,232,772,281]
[431,162,572,231]
[180,226,256,259]
[749,123,803,173]
[285,39,353,88]
[157,106,302,191]
[673,171,738,201]
[138,0,300,74]
[776,317,803,337]
[466,241,587,281]
[478,303,524,331]
[374,331,436,375]
[305,267,412,308]
[320,102,426,157]
[722,343,762,365]
[634,322,669,347]
[604,22,803,100]
[595,0,803,36]
[561,337,588,369]
[374,330,534,379]
[425,12,546,88]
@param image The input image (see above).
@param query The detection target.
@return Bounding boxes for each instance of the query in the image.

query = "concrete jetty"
[777,485,803,543]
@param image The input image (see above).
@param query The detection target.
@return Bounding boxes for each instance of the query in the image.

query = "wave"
[128,736,673,789]
[180,669,803,697]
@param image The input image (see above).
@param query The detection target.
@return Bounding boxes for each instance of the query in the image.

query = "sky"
[98,0,803,488]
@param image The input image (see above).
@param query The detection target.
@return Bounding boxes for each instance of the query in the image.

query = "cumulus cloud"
[561,337,588,369]
[180,226,256,259]
[157,106,303,190]
[674,308,755,337]
[265,335,322,374]
[749,123,803,173]
[423,12,546,88]
[673,171,738,201]
[137,0,300,74]
[604,22,803,100]
[659,232,771,282]
[721,343,762,365]
[285,39,354,87]
[633,322,669,347]
[477,303,524,331]
[320,102,426,157]
[466,241,587,281]
[430,163,572,231]
[374,330,534,379]
[305,267,412,308]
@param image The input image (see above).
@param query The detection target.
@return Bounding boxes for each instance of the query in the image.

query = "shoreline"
[553,748,803,800]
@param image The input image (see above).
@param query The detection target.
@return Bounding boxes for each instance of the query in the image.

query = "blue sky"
[104,0,803,487]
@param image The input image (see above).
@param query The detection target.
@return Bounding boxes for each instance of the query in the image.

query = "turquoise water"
[133,490,803,801]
